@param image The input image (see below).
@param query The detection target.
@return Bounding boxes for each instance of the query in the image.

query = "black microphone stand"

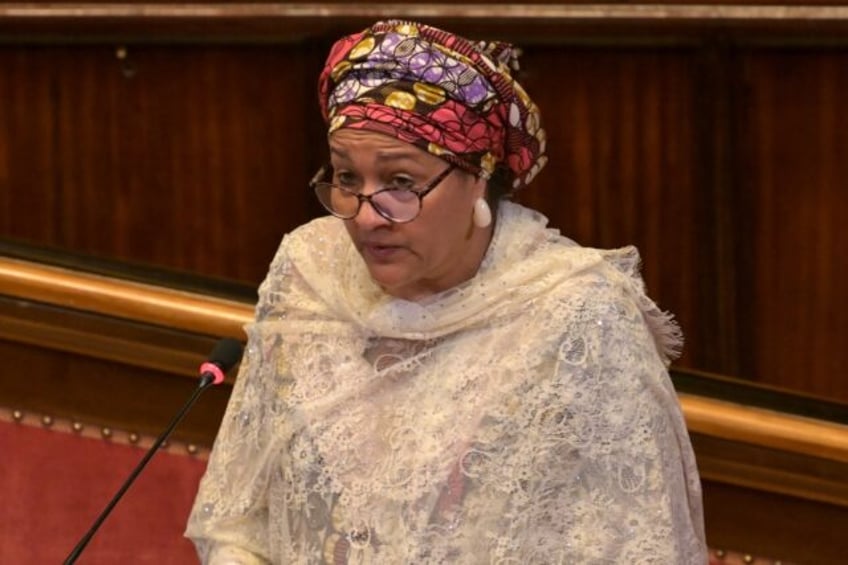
[63,375,217,564]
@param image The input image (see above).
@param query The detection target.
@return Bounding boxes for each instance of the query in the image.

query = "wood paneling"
[514,46,714,372]
[1,7,847,409]
[0,43,328,283]
[733,49,848,396]
[703,480,848,564]
[0,339,231,446]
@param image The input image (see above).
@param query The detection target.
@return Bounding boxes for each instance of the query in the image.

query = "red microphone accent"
[200,361,226,385]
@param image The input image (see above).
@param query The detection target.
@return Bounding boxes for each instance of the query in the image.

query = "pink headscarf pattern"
[318,20,547,192]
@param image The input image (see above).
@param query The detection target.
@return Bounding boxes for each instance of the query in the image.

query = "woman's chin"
[369,271,408,296]
[366,266,420,300]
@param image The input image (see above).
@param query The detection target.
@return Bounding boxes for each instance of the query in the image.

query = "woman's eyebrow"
[374,149,422,161]
[329,146,350,159]
[328,144,425,166]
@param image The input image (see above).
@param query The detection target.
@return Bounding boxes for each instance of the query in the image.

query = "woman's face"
[328,129,491,301]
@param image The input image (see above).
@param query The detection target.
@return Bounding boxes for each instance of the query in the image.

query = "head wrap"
[318,20,547,192]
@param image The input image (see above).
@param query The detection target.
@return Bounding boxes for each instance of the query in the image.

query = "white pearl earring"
[473,197,492,228]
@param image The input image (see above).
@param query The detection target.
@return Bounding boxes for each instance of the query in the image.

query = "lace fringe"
[643,304,685,364]
[603,246,684,364]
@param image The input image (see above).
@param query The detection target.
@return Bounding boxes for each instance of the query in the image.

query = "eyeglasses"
[310,164,456,224]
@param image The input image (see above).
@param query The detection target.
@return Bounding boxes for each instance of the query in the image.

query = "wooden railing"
[0,255,249,340]
[2,254,847,462]
[2,253,847,561]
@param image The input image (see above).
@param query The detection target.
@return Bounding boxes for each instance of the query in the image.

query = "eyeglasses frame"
[309,163,457,224]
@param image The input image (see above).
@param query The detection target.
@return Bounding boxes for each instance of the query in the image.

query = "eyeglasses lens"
[316,184,420,222]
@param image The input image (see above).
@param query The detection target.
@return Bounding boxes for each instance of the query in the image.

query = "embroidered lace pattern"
[186,202,707,564]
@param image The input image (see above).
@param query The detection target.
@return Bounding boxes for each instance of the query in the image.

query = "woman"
[187,20,707,564]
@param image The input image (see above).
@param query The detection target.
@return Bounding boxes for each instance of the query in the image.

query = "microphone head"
[199,338,243,385]
[208,338,243,373]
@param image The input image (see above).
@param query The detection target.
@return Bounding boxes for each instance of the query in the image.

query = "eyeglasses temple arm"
[309,164,330,187]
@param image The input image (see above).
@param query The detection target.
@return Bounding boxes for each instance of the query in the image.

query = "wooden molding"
[3,255,848,466]
[694,437,848,508]
[0,296,221,379]
[0,256,251,340]
[3,3,848,23]
[0,408,211,460]
[681,393,848,464]
[3,2,848,42]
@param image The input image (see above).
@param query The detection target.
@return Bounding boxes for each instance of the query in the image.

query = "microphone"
[63,338,243,564]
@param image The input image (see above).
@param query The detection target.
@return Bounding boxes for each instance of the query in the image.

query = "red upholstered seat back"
[0,419,206,564]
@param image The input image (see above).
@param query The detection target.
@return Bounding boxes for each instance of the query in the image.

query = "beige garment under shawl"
[186,201,707,564]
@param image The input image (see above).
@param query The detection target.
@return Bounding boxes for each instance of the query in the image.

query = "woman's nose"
[352,185,392,228]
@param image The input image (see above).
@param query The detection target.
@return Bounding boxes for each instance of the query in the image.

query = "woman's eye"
[335,172,358,187]
[388,176,415,190]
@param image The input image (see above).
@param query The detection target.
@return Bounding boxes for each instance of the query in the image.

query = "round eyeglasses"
[310,164,456,224]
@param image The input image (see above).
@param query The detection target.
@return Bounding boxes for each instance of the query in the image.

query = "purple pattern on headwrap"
[319,20,547,191]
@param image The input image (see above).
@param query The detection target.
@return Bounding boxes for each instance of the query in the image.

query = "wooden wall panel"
[733,49,848,398]
[702,479,848,564]
[0,42,720,370]
[0,43,328,283]
[515,46,713,372]
[0,338,231,446]
[1,15,847,400]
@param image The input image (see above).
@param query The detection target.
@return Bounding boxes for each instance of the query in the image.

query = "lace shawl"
[186,201,707,564]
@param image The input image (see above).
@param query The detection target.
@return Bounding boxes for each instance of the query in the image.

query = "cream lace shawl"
[186,202,707,564]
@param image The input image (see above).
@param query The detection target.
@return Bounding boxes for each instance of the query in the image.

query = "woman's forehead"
[330,128,411,149]
[329,129,440,165]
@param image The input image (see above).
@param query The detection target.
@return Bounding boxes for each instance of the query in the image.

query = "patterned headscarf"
[318,20,547,192]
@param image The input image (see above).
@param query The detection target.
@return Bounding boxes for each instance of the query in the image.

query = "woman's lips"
[361,243,403,261]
